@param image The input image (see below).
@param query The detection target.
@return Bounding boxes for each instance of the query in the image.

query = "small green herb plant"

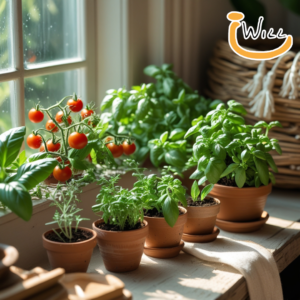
[92,174,149,231]
[45,182,89,242]
[190,181,214,202]
[100,64,221,169]
[186,100,282,189]
[127,160,187,227]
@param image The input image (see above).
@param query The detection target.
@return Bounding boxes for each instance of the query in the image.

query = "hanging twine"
[279,51,300,99]
[242,61,267,98]
[249,52,295,119]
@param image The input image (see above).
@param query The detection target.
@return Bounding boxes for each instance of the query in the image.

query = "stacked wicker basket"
[205,39,300,189]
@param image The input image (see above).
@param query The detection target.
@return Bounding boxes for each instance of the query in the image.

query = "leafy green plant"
[100,64,221,167]
[45,182,89,242]
[186,100,282,189]
[0,126,58,221]
[190,180,214,202]
[92,174,149,230]
[127,160,187,227]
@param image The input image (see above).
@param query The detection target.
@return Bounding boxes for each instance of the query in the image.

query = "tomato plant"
[186,100,282,189]
[68,132,88,149]
[53,165,72,182]
[27,133,43,149]
[28,108,44,123]
[46,120,59,133]
[122,141,136,155]
[106,142,123,158]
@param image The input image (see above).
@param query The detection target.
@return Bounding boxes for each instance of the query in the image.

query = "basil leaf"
[101,94,116,111]
[170,128,185,141]
[160,131,169,143]
[0,182,32,221]
[220,163,238,177]
[190,169,203,180]
[265,153,278,173]
[253,150,266,160]
[227,112,245,125]
[254,121,268,128]
[0,126,26,168]
[198,176,207,186]
[162,196,179,227]
[235,167,246,188]
[241,150,250,162]
[184,124,200,139]
[254,157,269,186]
[201,183,214,200]
[191,181,200,201]
[163,78,176,99]
[205,158,226,184]
[9,158,58,191]
[272,142,282,155]
[112,97,124,121]
[144,65,161,77]
[165,150,186,168]
[213,144,226,160]
[150,146,164,167]
[69,158,93,170]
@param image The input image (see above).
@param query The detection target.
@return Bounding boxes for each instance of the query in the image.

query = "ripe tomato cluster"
[105,137,136,158]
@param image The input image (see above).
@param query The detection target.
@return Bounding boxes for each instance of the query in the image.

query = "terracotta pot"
[183,199,220,235]
[144,206,187,248]
[210,183,272,222]
[0,243,19,280]
[93,220,149,273]
[42,227,97,273]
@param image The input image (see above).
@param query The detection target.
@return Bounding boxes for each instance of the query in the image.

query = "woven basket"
[206,39,300,189]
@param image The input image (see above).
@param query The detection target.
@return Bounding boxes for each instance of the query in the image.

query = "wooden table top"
[87,188,300,300]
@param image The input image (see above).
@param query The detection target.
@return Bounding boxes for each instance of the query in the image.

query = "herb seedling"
[126,160,187,227]
[92,175,149,231]
[190,181,214,202]
[185,100,282,189]
[45,182,89,242]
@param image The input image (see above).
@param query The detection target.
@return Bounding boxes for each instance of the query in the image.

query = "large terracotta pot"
[210,183,272,222]
[183,199,220,235]
[93,219,148,273]
[42,227,97,273]
[144,207,187,248]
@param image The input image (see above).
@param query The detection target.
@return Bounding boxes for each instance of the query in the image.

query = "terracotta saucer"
[216,211,269,233]
[182,227,220,243]
[144,241,184,258]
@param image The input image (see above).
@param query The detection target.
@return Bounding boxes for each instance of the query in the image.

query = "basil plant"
[185,100,282,189]
[0,127,58,221]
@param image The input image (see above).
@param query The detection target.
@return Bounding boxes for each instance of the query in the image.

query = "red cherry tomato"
[53,165,72,182]
[81,108,94,119]
[46,140,61,152]
[55,111,72,125]
[28,108,44,123]
[68,132,88,149]
[106,143,123,158]
[122,141,136,155]
[46,120,59,132]
[40,144,45,152]
[67,98,83,112]
[27,134,42,149]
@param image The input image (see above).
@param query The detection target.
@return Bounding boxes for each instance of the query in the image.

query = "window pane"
[0,0,13,72]
[0,81,13,133]
[24,69,85,154]
[22,0,84,68]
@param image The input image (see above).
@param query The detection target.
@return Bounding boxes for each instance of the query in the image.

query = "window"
[0,0,96,150]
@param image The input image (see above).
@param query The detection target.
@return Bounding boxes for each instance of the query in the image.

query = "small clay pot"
[210,183,272,222]
[93,220,149,273]
[42,227,97,273]
[183,199,220,235]
[144,206,187,248]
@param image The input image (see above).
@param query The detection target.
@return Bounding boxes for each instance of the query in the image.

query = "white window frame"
[0,0,97,129]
